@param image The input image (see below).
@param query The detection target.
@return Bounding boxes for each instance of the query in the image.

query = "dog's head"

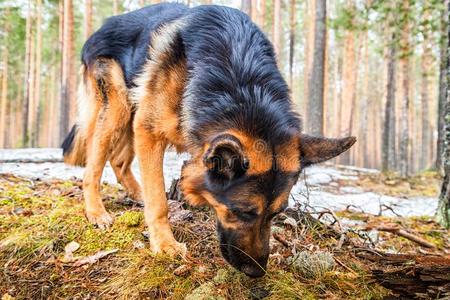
[180,130,355,277]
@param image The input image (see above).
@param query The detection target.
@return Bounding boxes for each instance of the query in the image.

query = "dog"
[62,3,356,277]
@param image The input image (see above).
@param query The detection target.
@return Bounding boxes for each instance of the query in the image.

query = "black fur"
[81,3,301,146]
[62,124,77,156]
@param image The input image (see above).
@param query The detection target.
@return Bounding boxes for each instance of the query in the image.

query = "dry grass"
[0,174,389,299]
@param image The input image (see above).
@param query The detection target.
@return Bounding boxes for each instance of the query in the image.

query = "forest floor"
[0,149,449,299]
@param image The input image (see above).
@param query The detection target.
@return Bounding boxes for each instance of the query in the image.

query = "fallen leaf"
[73,249,118,267]
[62,241,80,262]
[173,264,191,276]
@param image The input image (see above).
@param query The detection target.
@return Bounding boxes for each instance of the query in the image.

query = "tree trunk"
[0,20,9,148]
[241,0,251,16]
[59,0,75,143]
[437,0,450,229]
[0,50,7,149]
[382,34,397,172]
[272,0,281,58]
[84,0,93,40]
[339,2,356,165]
[359,31,369,167]
[33,0,43,147]
[113,0,120,15]
[398,1,411,177]
[27,21,36,148]
[303,0,315,127]
[420,44,431,171]
[437,1,449,171]
[358,251,450,298]
[251,0,258,21]
[22,1,33,147]
[257,0,265,29]
[288,0,296,88]
[307,0,326,136]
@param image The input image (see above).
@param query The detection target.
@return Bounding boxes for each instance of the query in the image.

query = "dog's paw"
[151,239,187,257]
[86,210,114,230]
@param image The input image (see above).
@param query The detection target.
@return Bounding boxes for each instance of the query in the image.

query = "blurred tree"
[59,0,75,143]
[437,0,449,171]
[84,0,93,40]
[437,0,450,229]
[307,0,326,136]
[272,0,281,57]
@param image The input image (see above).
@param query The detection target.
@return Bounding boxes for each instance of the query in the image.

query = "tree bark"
[307,0,326,136]
[382,34,397,172]
[437,0,450,229]
[437,1,449,171]
[358,251,450,298]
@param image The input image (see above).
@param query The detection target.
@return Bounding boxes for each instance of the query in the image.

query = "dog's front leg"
[134,121,186,256]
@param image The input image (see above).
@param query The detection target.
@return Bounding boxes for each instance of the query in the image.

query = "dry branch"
[373,225,436,249]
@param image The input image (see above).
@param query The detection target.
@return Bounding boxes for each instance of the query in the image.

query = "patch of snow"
[339,186,364,194]
[0,148,439,217]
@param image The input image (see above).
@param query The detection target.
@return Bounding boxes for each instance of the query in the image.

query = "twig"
[334,256,358,275]
[374,226,436,249]
[273,232,291,248]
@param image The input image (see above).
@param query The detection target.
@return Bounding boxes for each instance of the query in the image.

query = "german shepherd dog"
[62,3,355,277]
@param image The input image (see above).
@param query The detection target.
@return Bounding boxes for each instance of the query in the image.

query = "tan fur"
[80,58,140,228]
[129,21,189,255]
[227,129,273,175]
[275,138,300,173]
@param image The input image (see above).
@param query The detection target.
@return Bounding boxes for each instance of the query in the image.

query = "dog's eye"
[231,208,258,221]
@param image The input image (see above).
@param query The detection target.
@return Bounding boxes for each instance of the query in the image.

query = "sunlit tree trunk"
[339,2,356,165]
[251,0,258,21]
[304,0,315,126]
[307,0,326,136]
[113,0,120,15]
[60,0,75,143]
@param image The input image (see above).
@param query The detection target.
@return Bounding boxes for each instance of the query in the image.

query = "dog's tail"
[61,66,92,167]
[62,124,87,167]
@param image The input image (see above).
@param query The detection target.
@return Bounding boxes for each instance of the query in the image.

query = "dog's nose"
[240,263,266,278]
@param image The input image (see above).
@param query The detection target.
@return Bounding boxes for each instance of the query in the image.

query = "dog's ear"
[299,134,356,168]
[203,134,248,182]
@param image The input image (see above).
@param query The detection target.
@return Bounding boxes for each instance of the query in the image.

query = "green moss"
[116,211,144,227]
[1,175,390,300]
